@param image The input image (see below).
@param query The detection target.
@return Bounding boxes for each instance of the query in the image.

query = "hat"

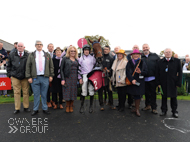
[116,49,127,56]
[130,49,142,55]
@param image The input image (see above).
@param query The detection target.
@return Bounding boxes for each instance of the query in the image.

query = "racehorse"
[88,37,109,91]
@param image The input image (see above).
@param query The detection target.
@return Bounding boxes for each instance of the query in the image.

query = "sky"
[1,0,190,57]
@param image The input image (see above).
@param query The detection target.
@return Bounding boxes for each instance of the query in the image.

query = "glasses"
[36,44,42,46]
[18,46,23,47]
[70,50,76,53]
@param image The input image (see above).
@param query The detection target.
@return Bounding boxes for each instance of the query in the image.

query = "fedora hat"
[130,49,142,55]
[116,49,127,56]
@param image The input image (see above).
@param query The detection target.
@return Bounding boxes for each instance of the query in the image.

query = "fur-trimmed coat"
[111,59,127,87]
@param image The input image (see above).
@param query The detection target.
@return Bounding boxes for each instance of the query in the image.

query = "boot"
[51,100,55,107]
[89,96,94,113]
[135,99,141,117]
[66,101,70,113]
[47,102,52,108]
[59,104,63,109]
[69,100,74,112]
[53,104,57,109]
[80,96,85,113]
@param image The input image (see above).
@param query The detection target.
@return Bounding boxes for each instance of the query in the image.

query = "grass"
[1,92,190,104]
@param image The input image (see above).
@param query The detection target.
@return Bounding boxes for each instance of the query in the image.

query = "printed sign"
[0,77,12,90]
[77,38,88,48]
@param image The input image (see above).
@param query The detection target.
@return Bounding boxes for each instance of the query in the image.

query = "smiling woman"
[61,46,79,113]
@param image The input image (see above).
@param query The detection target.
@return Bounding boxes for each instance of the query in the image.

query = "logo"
[0,81,6,86]
[8,118,48,134]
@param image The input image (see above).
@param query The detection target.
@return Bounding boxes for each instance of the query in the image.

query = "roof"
[0,39,14,51]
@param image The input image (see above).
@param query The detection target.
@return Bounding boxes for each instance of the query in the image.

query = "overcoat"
[126,59,148,96]
[156,57,182,98]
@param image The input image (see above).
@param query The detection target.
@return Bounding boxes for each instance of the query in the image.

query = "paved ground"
[0,100,190,142]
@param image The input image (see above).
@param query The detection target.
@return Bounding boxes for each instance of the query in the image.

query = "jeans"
[31,76,49,111]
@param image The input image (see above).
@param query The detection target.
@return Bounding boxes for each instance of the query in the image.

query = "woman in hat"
[126,49,148,117]
[111,49,128,112]
[51,47,64,109]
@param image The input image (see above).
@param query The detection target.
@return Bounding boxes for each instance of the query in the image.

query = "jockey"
[78,44,96,113]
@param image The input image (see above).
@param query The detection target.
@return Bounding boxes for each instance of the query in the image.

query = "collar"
[18,51,24,55]
[163,57,173,62]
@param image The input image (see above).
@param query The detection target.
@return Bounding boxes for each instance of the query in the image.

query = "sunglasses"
[70,50,76,52]
[36,44,43,46]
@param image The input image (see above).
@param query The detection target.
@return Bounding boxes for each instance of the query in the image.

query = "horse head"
[88,37,103,65]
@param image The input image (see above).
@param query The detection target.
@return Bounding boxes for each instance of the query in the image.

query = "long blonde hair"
[66,46,78,59]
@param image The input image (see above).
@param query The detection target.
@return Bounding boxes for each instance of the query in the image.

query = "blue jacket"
[0,48,8,60]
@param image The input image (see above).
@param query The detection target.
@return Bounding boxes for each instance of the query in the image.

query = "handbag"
[126,59,141,85]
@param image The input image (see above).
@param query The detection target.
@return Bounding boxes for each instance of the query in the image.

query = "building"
[0,39,14,54]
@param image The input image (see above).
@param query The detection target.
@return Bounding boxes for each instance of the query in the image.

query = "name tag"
[139,75,144,79]
[106,59,110,62]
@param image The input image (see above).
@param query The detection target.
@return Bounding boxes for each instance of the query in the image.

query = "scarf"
[56,52,66,78]
[132,58,140,65]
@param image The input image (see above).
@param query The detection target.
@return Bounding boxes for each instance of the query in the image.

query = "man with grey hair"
[26,40,54,116]
[156,48,182,118]
[141,43,160,114]
[113,46,121,60]
[7,42,30,114]
[47,43,55,108]
[183,57,190,70]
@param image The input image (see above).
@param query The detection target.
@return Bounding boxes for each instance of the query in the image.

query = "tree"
[84,35,110,48]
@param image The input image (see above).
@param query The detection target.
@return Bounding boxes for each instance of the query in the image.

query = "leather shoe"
[151,109,158,114]
[24,108,31,112]
[14,110,20,114]
[100,106,105,111]
[128,105,132,109]
[31,110,39,116]
[172,112,178,118]
[43,110,50,114]
[119,108,125,112]
[160,112,167,116]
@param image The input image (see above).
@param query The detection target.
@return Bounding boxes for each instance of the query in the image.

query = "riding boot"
[135,99,141,117]
[69,100,74,112]
[80,96,85,113]
[66,101,70,113]
[89,96,94,113]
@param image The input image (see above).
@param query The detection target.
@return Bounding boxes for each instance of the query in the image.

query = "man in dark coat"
[141,43,160,114]
[156,48,182,118]
[98,45,116,110]
[46,43,55,108]
[7,42,30,114]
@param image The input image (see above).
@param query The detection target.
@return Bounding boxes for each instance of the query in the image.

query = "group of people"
[2,40,185,118]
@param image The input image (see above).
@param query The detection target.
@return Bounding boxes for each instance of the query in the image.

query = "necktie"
[167,58,169,61]
[39,52,43,72]
[19,52,22,57]
[50,52,53,58]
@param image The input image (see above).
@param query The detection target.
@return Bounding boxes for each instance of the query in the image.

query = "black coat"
[52,58,62,93]
[141,52,160,77]
[126,59,148,96]
[61,57,79,80]
[7,50,29,80]
[102,53,114,76]
[156,57,182,98]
